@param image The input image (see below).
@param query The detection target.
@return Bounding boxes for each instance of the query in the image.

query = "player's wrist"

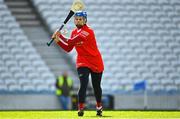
[59,33,64,39]
[56,31,61,37]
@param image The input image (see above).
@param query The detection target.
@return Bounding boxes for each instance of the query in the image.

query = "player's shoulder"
[85,24,93,30]
[84,24,94,33]
[72,25,94,33]
[72,28,77,33]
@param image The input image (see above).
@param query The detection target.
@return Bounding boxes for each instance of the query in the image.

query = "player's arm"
[59,28,90,46]
[52,31,74,52]
[53,30,88,51]
[59,33,87,46]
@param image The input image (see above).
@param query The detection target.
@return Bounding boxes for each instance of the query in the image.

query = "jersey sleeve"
[68,29,91,45]
[57,29,91,52]
[56,32,74,52]
[59,30,89,44]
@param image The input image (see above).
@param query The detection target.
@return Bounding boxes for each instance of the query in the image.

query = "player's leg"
[77,67,90,116]
[91,71,103,116]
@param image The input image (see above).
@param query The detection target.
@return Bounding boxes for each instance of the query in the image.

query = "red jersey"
[57,24,104,73]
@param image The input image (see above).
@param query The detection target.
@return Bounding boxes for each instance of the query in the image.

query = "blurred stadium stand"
[0,0,80,94]
[31,0,180,94]
[0,0,180,110]
[0,0,57,93]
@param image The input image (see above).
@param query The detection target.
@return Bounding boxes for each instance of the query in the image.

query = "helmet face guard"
[74,11,87,23]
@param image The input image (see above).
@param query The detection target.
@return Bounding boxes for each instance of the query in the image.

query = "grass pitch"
[0,111,180,119]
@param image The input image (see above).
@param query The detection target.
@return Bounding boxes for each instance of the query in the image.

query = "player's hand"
[52,30,61,39]
[51,30,61,43]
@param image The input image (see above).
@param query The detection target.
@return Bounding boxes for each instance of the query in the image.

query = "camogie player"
[52,11,104,116]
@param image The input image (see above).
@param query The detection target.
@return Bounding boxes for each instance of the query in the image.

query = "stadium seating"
[29,0,180,94]
[0,0,55,93]
[1,0,180,94]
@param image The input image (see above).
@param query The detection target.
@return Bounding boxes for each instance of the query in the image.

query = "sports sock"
[78,103,84,110]
[96,102,102,109]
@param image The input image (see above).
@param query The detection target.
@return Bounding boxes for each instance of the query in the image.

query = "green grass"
[0,111,180,119]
